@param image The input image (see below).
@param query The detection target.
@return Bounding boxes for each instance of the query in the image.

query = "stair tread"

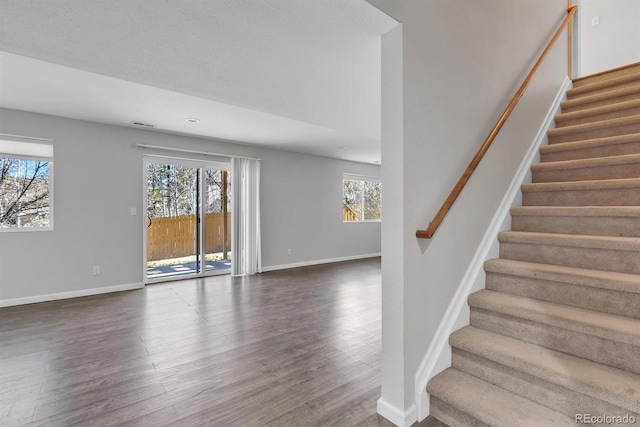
[450,326,640,413]
[532,152,640,171]
[568,71,640,97]
[548,114,640,138]
[484,258,640,294]
[555,98,640,123]
[427,368,575,427]
[562,83,640,110]
[498,230,640,251]
[468,290,640,346]
[541,132,640,152]
[522,176,640,192]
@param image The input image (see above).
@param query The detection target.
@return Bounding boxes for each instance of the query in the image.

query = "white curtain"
[231,157,262,276]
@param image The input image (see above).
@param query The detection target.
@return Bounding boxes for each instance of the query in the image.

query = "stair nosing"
[561,84,640,109]
[469,290,640,346]
[532,152,640,171]
[547,114,640,137]
[541,132,640,152]
[521,177,640,192]
[427,368,576,427]
[450,326,640,413]
[555,98,640,123]
[567,72,640,97]
[484,258,640,294]
[497,230,640,251]
[510,205,640,217]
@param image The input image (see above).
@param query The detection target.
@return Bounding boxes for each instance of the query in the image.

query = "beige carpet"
[427,63,640,426]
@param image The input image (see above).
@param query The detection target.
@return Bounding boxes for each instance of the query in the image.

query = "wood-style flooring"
[0,258,444,427]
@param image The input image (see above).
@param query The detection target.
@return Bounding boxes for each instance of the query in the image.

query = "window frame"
[342,173,381,223]
[0,136,54,232]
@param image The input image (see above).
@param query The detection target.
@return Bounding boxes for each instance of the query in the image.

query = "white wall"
[0,108,381,302]
[378,23,406,420]
[578,0,640,76]
[368,0,569,421]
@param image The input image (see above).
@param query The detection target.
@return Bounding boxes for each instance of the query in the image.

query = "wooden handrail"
[568,0,574,78]
[416,5,578,239]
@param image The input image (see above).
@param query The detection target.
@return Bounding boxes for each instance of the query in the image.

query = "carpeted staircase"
[426,63,640,426]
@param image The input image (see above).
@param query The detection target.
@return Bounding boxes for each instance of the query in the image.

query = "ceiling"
[0,0,397,164]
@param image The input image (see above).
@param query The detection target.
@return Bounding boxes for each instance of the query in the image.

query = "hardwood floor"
[1,258,443,426]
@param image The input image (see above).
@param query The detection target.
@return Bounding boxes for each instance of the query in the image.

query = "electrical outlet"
[591,16,600,27]
[93,266,100,275]
[287,248,292,255]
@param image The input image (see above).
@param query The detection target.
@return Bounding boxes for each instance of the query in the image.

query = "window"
[0,136,54,230]
[343,174,381,222]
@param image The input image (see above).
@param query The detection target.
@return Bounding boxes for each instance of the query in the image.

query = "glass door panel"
[146,162,200,280]
[203,168,231,274]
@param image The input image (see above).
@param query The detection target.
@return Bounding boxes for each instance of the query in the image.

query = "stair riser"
[573,65,640,87]
[486,272,640,319]
[548,122,640,144]
[568,80,640,100]
[470,309,640,375]
[556,105,640,128]
[429,397,487,427]
[562,90,640,113]
[499,241,640,274]
[452,348,640,421]
[522,187,640,207]
[540,141,640,162]
[532,162,640,182]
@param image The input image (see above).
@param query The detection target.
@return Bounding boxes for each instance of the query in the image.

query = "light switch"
[131,207,137,216]
[591,16,600,27]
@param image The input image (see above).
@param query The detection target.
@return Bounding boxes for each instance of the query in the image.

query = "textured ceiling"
[0,0,397,163]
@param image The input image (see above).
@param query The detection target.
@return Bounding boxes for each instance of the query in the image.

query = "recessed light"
[186,118,200,123]
[338,146,349,150]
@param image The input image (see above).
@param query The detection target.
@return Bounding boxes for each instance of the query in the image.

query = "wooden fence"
[343,204,359,222]
[147,213,231,261]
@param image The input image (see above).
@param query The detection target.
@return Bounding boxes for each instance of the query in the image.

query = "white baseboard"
[261,252,381,272]
[1,253,382,307]
[0,282,144,308]
[412,76,572,421]
[377,398,417,427]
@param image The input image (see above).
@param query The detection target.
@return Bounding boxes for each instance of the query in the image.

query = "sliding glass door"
[145,158,231,282]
